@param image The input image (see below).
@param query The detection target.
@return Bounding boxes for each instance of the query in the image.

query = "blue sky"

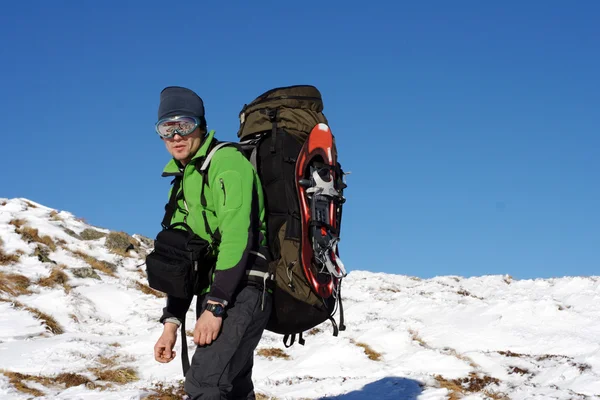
[1,1,598,280]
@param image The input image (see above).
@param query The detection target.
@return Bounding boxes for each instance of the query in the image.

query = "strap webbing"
[162,176,182,228]
[268,109,278,153]
[338,281,346,331]
[199,141,234,172]
[181,318,190,376]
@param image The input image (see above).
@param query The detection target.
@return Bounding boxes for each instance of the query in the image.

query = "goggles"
[155,116,200,139]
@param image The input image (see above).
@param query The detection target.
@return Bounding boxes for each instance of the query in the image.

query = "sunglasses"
[155,116,200,139]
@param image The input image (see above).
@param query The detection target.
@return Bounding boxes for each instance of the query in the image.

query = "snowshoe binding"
[296,123,347,299]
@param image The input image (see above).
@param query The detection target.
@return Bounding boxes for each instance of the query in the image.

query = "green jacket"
[161,130,267,306]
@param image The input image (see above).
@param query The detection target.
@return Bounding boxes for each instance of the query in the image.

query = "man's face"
[164,127,203,165]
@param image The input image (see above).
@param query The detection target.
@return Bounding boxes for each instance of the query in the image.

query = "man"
[152,86,272,399]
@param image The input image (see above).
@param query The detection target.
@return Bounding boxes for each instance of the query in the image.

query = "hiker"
[150,86,272,400]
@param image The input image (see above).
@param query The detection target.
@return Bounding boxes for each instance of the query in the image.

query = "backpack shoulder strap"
[198,141,235,173]
[195,141,236,245]
[161,175,183,229]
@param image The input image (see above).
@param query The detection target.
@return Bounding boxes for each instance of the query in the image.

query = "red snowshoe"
[296,123,347,299]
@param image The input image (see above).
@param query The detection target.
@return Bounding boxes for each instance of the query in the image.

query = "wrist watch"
[205,303,226,317]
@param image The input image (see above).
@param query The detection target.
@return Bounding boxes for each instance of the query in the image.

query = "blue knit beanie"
[157,86,206,128]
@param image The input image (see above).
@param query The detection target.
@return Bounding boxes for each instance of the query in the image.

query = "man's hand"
[154,322,178,363]
[193,301,223,346]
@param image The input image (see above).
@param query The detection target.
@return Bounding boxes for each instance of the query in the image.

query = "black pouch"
[145,222,214,299]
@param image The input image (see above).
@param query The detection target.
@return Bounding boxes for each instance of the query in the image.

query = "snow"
[1,197,600,399]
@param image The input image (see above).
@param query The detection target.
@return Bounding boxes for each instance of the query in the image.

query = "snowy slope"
[1,197,599,400]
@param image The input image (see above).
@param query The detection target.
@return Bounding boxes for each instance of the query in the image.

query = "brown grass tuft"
[49,210,60,220]
[0,247,21,266]
[9,218,26,228]
[435,373,506,400]
[497,350,527,358]
[1,370,46,397]
[91,367,138,384]
[134,281,166,298]
[24,201,38,208]
[0,370,94,395]
[307,327,323,336]
[15,225,57,251]
[143,381,187,399]
[80,228,107,241]
[55,372,95,388]
[71,249,117,276]
[0,200,6,206]
[350,339,382,361]
[508,366,529,375]
[0,271,32,296]
[457,289,484,300]
[257,348,290,360]
[38,266,71,292]
[0,299,64,334]
[105,231,139,257]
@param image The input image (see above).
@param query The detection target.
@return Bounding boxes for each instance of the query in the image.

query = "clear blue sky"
[1,1,598,280]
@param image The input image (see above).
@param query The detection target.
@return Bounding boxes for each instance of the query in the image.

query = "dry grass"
[143,381,187,399]
[24,201,38,208]
[257,348,290,360]
[1,370,95,396]
[350,339,382,361]
[9,218,26,228]
[307,327,323,336]
[435,373,507,400]
[0,200,6,206]
[457,289,484,300]
[90,367,138,384]
[38,266,71,292]
[80,228,107,240]
[408,329,428,348]
[0,246,21,265]
[49,210,61,221]
[62,226,81,239]
[0,271,32,296]
[105,231,139,257]
[134,281,166,298]
[0,298,64,334]
[14,224,57,251]
[71,249,117,276]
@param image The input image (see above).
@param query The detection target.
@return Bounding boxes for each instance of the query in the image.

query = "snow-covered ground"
[1,197,599,399]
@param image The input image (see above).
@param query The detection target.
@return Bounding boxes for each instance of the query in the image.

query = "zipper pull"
[219,178,226,206]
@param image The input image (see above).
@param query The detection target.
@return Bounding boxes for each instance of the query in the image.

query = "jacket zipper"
[220,178,226,206]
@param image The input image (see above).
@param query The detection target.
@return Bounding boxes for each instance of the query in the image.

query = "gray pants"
[184,285,272,399]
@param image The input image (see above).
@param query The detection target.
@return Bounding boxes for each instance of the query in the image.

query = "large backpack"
[233,85,348,346]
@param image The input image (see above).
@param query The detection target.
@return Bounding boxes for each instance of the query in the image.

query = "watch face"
[207,303,224,316]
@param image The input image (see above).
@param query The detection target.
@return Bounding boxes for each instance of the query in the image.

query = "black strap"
[162,176,183,229]
[268,109,278,153]
[199,169,222,245]
[181,318,190,376]
[283,333,295,348]
[329,316,339,337]
[338,281,346,331]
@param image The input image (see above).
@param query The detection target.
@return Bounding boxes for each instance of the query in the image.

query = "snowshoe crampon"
[296,123,347,299]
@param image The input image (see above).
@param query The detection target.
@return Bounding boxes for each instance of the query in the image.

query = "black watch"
[205,303,226,317]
